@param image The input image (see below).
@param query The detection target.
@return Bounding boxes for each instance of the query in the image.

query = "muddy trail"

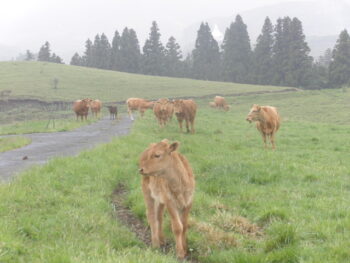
[0,116,132,182]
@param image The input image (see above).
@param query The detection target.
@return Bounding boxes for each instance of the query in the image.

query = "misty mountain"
[181,0,350,57]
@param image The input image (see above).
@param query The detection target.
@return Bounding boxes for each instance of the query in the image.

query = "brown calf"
[139,139,195,259]
[246,104,281,149]
[90,99,102,118]
[173,99,197,134]
[153,98,174,128]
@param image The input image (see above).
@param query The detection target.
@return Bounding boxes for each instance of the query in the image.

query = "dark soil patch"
[111,183,201,263]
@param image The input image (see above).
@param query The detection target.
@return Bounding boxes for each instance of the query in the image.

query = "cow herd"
[73,95,280,259]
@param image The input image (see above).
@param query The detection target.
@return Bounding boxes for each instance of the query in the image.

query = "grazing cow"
[73,98,92,121]
[209,101,216,108]
[246,104,281,149]
[153,98,174,128]
[90,99,102,118]
[107,105,117,120]
[139,139,195,260]
[126,98,154,120]
[214,96,230,111]
[173,99,197,134]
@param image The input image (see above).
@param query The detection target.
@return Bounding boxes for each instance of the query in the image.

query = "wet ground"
[0,116,133,182]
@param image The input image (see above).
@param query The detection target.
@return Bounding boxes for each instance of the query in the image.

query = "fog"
[1,0,349,62]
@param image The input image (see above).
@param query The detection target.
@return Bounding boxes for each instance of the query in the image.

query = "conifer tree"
[142,21,166,76]
[91,34,101,68]
[99,33,111,69]
[285,17,313,87]
[222,15,252,83]
[192,22,221,80]
[111,30,121,71]
[253,17,274,84]
[164,36,183,77]
[38,41,51,61]
[82,39,93,67]
[329,29,350,88]
[272,17,291,85]
[25,50,34,61]
[70,52,83,66]
[119,27,141,73]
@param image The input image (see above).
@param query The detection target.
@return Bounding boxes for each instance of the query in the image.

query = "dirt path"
[0,116,133,182]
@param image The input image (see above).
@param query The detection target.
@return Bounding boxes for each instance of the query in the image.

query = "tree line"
[29,15,350,89]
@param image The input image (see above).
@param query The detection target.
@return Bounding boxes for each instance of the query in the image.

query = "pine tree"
[318,48,332,68]
[142,21,166,76]
[285,17,313,87]
[164,36,183,77]
[91,34,101,68]
[119,27,141,73]
[222,15,252,83]
[38,41,51,61]
[192,22,221,80]
[99,33,111,69]
[253,17,274,84]
[329,29,350,88]
[82,39,93,67]
[272,17,291,85]
[70,52,83,66]
[111,30,121,71]
[25,50,34,61]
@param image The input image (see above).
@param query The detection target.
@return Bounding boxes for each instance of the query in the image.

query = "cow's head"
[246,104,261,123]
[224,105,231,111]
[158,98,169,112]
[173,100,184,114]
[139,139,179,176]
[82,98,93,107]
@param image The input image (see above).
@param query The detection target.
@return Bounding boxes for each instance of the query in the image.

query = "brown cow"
[126,98,154,120]
[73,98,92,121]
[246,104,281,149]
[90,99,102,118]
[209,101,216,108]
[139,139,195,260]
[214,96,230,111]
[173,99,197,134]
[107,105,117,120]
[153,98,174,128]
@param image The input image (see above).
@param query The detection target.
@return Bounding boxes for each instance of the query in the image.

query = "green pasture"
[0,61,289,102]
[1,87,350,262]
[0,136,31,152]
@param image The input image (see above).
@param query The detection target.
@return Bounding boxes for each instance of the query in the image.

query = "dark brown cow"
[90,99,102,118]
[246,104,281,149]
[73,98,92,121]
[126,98,154,120]
[139,139,195,260]
[107,105,117,120]
[173,99,197,134]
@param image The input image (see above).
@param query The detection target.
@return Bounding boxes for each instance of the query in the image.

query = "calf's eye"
[154,154,160,158]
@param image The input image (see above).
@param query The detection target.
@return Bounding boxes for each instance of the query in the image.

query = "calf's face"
[139,139,179,176]
[246,104,261,123]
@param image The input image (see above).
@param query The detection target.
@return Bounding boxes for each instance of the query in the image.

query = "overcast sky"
[0,0,349,61]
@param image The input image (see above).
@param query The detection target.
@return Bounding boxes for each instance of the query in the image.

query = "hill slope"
[0,62,289,102]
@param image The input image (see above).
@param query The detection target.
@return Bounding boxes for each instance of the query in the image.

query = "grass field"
[0,61,289,102]
[1,84,350,262]
[0,136,31,152]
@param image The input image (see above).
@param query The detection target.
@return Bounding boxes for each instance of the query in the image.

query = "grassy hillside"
[0,61,289,102]
[1,87,350,262]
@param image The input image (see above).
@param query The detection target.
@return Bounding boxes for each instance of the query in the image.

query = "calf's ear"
[169,141,179,153]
